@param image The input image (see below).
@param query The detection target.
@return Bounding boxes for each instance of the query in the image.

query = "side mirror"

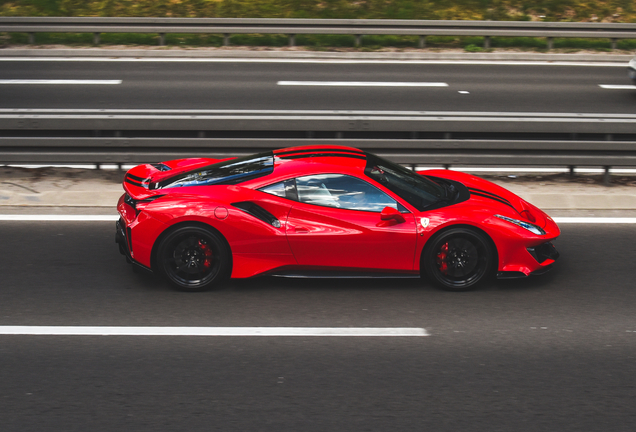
[380,206,405,223]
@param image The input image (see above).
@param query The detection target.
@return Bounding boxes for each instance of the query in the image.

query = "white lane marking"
[2,163,137,170]
[458,91,470,94]
[0,79,122,85]
[0,57,628,67]
[278,81,448,87]
[2,215,636,224]
[599,84,636,89]
[3,108,636,119]
[553,217,636,224]
[0,326,428,337]
[0,215,118,221]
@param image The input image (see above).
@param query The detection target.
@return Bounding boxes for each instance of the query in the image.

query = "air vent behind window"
[232,202,281,228]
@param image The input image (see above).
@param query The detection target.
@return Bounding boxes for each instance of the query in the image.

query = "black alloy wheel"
[156,225,231,292]
[422,227,494,291]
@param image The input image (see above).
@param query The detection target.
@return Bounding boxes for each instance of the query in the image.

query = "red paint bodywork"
[117,145,560,279]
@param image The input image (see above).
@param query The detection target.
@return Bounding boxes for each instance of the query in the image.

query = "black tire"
[422,227,494,292]
[156,225,231,292]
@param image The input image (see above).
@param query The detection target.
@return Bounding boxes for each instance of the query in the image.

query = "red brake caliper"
[437,242,449,275]
[198,240,213,268]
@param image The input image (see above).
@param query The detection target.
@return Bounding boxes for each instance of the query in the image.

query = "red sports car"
[116,145,560,292]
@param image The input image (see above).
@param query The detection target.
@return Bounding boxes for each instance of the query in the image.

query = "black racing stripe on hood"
[469,190,517,210]
[468,187,512,204]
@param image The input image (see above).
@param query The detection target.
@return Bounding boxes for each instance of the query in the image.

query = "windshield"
[364,153,445,211]
[153,152,274,189]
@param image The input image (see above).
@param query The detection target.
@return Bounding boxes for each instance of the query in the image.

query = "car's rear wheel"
[156,225,231,292]
[422,227,494,291]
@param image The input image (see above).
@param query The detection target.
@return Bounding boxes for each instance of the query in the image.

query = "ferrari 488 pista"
[116,145,560,292]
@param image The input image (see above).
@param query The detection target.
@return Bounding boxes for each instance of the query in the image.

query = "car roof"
[267,145,369,180]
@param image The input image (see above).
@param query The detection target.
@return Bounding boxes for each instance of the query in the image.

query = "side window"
[259,179,298,201]
[295,174,399,212]
[259,181,286,198]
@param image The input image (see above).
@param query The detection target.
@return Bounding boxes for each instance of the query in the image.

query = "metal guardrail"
[1,17,636,49]
[2,111,636,180]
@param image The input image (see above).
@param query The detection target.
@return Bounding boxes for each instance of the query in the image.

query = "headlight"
[495,214,545,235]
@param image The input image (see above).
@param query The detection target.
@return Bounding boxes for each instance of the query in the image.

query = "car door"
[284,174,417,271]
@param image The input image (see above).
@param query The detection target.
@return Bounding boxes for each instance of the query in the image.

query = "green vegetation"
[2,0,635,21]
[1,1,635,50]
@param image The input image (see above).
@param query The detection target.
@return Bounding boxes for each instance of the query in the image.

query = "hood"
[422,170,548,228]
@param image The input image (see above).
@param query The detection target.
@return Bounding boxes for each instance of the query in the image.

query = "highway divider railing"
[2,17,636,49]
[2,109,636,181]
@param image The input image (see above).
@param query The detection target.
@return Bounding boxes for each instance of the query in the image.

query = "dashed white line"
[0,57,628,67]
[0,79,122,85]
[277,81,448,87]
[0,326,428,337]
[599,84,636,89]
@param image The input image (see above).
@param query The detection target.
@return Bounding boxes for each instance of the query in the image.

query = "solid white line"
[2,215,636,224]
[553,217,636,224]
[0,215,118,221]
[278,81,448,87]
[599,84,636,89]
[0,79,122,85]
[0,57,628,67]
[0,326,428,337]
[3,108,636,119]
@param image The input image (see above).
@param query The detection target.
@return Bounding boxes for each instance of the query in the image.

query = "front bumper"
[496,241,559,279]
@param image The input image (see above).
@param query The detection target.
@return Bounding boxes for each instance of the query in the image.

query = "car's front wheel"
[422,227,494,291]
[156,225,231,292]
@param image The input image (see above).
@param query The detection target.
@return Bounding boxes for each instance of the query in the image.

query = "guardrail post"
[604,166,611,186]
[611,38,617,50]
[158,33,166,46]
[547,37,553,50]
[289,34,296,47]
[484,36,490,49]
[355,35,362,47]
[419,36,426,48]
[569,165,575,177]
[93,32,100,45]
[224,33,230,46]
[28,32,35,44]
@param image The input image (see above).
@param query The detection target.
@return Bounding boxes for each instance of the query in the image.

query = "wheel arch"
[419,223,498,274]
[150,220,233,274]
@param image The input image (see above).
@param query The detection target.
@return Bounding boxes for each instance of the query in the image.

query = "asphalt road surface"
[1,221,635,431]
[1,60,636,113]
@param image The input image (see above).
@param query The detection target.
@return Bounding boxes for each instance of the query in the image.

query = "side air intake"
[232,202,281,228]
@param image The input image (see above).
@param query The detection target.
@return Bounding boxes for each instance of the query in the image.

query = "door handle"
[293,227,309,233]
